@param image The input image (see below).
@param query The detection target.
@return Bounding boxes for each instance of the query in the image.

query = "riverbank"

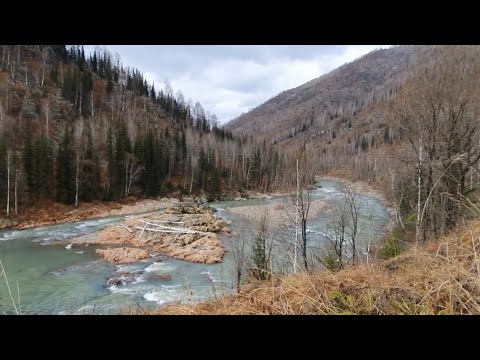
[228,200,328,228]
[0,174,393,233]
[0,198,181,231]
[317,175,396,240]
[0,190,272,232]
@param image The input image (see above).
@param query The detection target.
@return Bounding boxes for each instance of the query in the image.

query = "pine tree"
[150,83,156,101]
[24,126,36,196]
[106,77,114,94]
[31,135,53,197]
[252,234,268,280]
[105,127,119,200]
[78,127,100,201]
[115,120,131,197]
[56,129,74,204]
[50,45,68,61]
[91,51,98,73]
[50,64,58,84]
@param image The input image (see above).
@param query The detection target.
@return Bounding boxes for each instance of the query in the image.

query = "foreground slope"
[154,219,480,315]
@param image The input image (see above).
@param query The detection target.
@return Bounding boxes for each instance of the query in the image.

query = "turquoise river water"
[0,179,389,314]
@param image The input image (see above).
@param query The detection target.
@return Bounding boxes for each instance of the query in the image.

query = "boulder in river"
[164,203,214,215]
[143,273,171,282]
[96,247,150,264]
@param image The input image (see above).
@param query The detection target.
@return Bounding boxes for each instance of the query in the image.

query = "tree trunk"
[237,269,241,294]
[91,92,94,119]
[41,56,46,87]
[478,138,480,188]
[52,146,57,200]
[45,105,49,140]
[121,87,125,112]
[302,218,308,270]
[14,167,18,215]
[75,153,80,208]
[125,158,129,197]
[416,138,423,243]
[6,152,10,216]
[5,80,8,112]
[79,86,82,117]
[294,157,299,273]
[229,149,235,189]
[183,161,187,189]
[189,165,194,194]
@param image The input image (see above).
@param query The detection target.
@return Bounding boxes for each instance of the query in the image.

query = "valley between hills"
[1,45,480,315]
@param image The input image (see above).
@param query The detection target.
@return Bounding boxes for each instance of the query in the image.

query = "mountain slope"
[225,45,424,145]
[0,45,294,221]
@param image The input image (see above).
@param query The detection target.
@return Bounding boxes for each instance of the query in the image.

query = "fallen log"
[133,226,209,236]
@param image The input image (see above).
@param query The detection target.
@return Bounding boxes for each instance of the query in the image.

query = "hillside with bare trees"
[225,45,423,144]
[227,45,480,245]
[152,45,480,315]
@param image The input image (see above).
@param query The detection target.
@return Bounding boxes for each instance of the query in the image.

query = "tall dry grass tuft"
[152,219,480,315]
[0,259,21,315]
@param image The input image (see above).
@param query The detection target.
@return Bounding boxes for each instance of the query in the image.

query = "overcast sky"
[85,45,390,124]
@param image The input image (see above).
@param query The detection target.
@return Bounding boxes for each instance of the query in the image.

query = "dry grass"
[0,259,21,315]
[151,219,480,315]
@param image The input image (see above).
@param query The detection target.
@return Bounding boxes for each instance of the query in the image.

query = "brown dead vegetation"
[153,219,480,315]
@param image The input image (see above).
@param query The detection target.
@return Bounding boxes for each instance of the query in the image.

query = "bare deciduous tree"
[125,153,143,197]
[389,45,480,240]
[249,203,273,281]
[325,184,361,268]
[6,150,11,216]
[73,119,84,208]
[229,223,250,293]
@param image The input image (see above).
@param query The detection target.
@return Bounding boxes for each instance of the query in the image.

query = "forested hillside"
[0,45,298,217]
[151,45,480,315]
[227,45,480,243]
[2,45,480,246]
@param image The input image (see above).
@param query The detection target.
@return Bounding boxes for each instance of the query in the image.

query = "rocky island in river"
[68,203,230,265]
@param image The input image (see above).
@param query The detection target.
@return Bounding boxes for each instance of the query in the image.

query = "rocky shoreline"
[67,203,230,265]
[0,191,272,232]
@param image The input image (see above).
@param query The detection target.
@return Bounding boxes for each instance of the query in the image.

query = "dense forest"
[0,45,303,216]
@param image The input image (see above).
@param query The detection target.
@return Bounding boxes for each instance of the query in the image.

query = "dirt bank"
[228,200,328,228]
[0,198,180,231]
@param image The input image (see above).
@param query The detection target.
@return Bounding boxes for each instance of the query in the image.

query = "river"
[0,179,389,314]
